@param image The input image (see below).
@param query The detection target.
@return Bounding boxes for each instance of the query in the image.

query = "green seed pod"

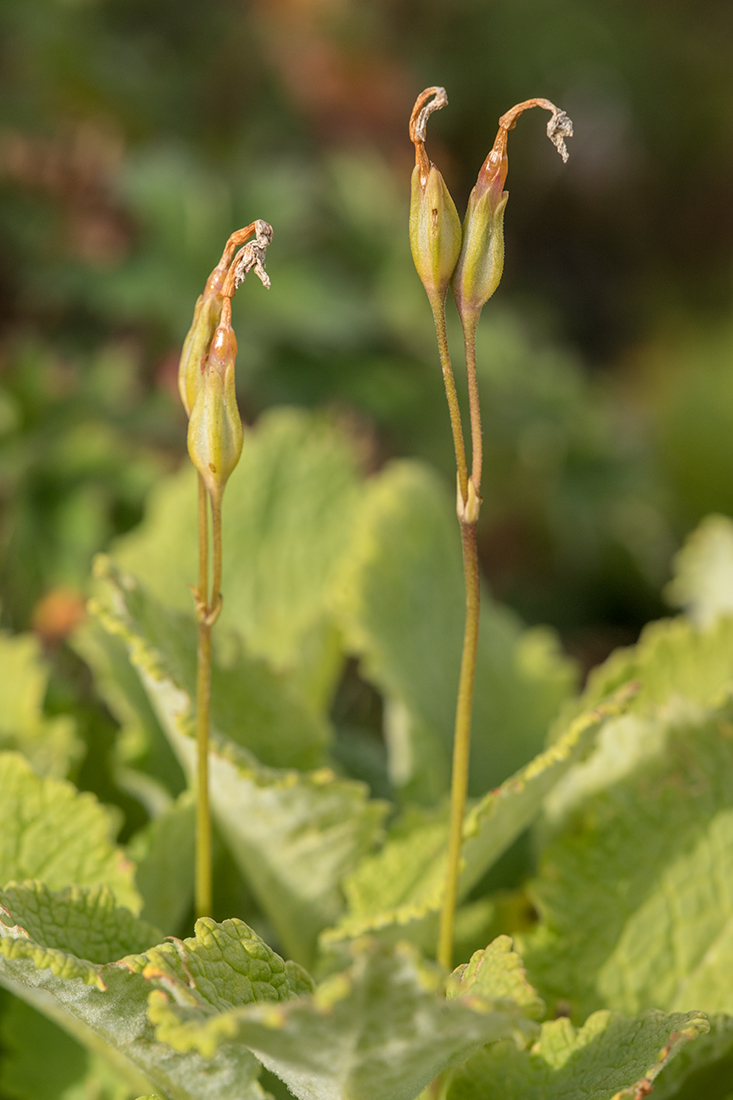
[452,97,572,329]
[408,87,462,306]
[451,154,509,327]
[186,308,243,505]
[178,255,231,418]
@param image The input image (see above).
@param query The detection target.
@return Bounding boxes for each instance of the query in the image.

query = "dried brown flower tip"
[228,219,273,293]
[409,86,449,185]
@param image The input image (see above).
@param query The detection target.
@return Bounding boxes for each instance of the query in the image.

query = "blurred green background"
[1,0,732,658]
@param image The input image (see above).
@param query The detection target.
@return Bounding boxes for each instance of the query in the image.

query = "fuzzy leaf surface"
[335,460,577,801]
[446,1009,708,1100]
[91,561,386,965]
[147,938,527,1100]
[523,695,733,1020]
[0,752,139,913]
[0,883,272,1100]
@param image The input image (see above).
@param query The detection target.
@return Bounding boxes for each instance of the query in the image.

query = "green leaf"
[323,695,625,952]
[72,620,185,810]
[446,1009,708,1100]
[649,1014,733,1099]
[545,614,733,826]
[0,884,269,1100]
[666,514,733,626]
[0,752,140,913]
[335,460,577,802]
[91,555,329,773]
[112,408,359,709]
[147,937,528,1100]
[522,695,733,1020]
[0,994,137,1099]
[91,560,387,965]
[129,794,195,935]
[448,936,544,1021]
[0,630,81,778]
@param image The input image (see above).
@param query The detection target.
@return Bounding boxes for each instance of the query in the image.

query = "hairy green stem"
[437,519,480,971]
[194,479,224,921]
[430,296,468,507]
[462,314,482,490]
[195,615,213,920]
[195,477,212,920]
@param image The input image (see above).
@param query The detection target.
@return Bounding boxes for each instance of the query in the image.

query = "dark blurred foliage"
[0,0,732,658]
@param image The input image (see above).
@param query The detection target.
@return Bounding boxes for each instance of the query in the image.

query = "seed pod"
[178,255,231,418]
[408,87,462,306]
[186,303,243,505]
[452,98,572,328]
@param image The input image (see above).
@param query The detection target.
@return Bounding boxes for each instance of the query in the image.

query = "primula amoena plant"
[3,87,733,1100]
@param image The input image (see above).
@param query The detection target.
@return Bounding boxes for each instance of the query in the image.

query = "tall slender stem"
[430,296,468,507]
[437,520,480,971]
[462,315,482,490]
[195,614,213,920]
[195,474,212,919]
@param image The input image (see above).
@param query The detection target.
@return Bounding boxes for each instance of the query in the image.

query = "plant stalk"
[462,315,482,489]
[194,477,223,921]
[195,476,212,919]
[430,296,468,507]
[437,519,480,971]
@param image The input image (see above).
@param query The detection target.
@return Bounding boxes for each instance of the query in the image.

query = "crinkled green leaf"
[335,460,577,802]
[666,514,733,627]
[650,1013,733,1099]
[446,1008,708,1100]
[323,695,625,951]
[0,883,159,979]
[147,937,527,1100]
[448,936,544,1021]
[523,696,733,1020]
[0,752,139,913]
[0,884,268,1100]
[91,555,329,773]
[0,631,81,778]
[130,794,195,935]
[91,561,387,966]
[112,408,359,709]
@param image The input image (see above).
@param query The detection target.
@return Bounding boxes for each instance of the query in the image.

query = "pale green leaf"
[130,794,195,934]
[0,631,81,778]
[334,460,577,801]
[666,514,733,626]
[446,1009,708,1100]
[448,936,544,1022]
[545,615,733,825]
[0,752,140,913]
[522,696,733,1020]
[0,883,268,1100]
[72,620,185,810]
[91,555,329,773]
[90,561,386,965]
[323,695,625,951]
[147,937,527,1100]
[112,408,359,707]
